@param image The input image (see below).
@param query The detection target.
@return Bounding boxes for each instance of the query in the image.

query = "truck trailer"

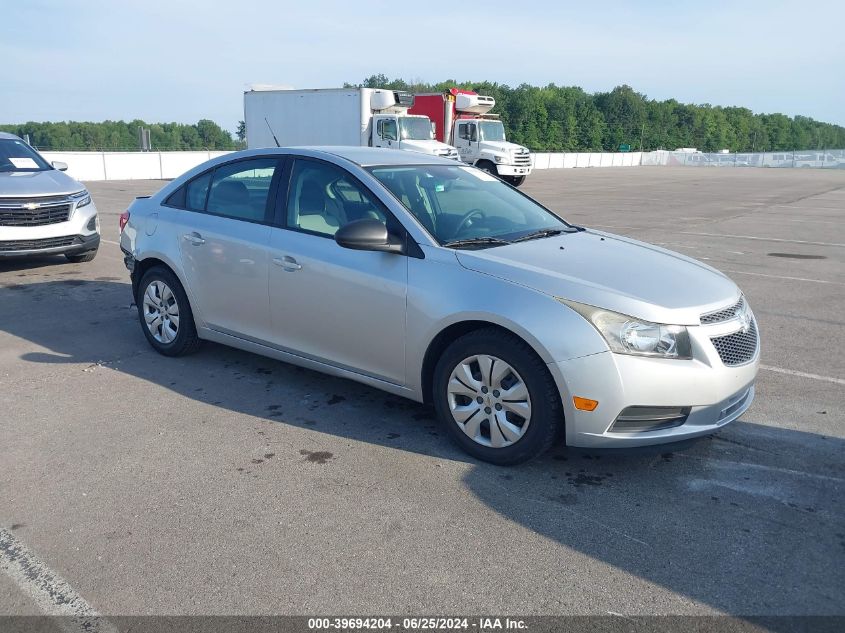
[244,86,459,160]
[409,88,532,186]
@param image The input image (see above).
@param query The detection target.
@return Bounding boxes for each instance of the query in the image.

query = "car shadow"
[1,277,843,624]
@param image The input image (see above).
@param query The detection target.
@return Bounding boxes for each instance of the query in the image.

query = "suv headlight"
[559,299,692,359]
[71,190,91,208]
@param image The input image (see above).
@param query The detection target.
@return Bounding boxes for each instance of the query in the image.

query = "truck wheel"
[476,161,498,177]
[506,176,526,187]
[432,328,562,465]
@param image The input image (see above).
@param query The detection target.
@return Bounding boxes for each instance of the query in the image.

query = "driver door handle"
[273,255,301,271]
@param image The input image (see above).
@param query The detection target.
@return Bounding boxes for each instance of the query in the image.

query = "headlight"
[494,155,508,163]
[71,190,91,208]
[559,299,692,359]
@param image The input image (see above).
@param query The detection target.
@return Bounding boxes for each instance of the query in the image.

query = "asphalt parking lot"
[1,167,843,619]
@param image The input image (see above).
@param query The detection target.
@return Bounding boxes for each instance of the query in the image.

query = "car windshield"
[369,164,572,246]
[479,121,506,142]
[0,139,51,173]
[399,117,433,141]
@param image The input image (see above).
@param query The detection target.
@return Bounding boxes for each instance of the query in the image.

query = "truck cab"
[410,89,532,186]
[371,113,458,160]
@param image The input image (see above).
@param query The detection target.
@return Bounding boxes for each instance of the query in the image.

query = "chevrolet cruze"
[0,132,100,262]
[120,147,759,464]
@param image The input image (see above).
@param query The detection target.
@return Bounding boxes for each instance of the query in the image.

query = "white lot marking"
[721,269,845,286]
[0,528,118,633]
[680,232,845,248]
[759,364,845,386]
[101,238,120,246]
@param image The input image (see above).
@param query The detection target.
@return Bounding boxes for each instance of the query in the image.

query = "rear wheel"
[137,267,201,356]
[65,249,98,263]
[433,328,562,465]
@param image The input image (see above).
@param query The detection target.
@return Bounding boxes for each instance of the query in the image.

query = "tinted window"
[287,160,387,237]
[206,158,278,222]
[186,172,212,211]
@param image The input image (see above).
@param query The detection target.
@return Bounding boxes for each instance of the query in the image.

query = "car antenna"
[264,117,280,147]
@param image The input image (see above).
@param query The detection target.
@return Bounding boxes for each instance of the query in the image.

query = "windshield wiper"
[511,228,567,243]
[442,236,511,249]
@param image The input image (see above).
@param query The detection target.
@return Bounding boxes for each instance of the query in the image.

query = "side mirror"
[334,219,404,254]
[52,161,68,171]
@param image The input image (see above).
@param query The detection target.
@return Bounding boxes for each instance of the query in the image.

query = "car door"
[175,157,282,343]
[267,157,408,385]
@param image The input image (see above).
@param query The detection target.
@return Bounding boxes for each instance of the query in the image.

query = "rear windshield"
[0,139,52,172]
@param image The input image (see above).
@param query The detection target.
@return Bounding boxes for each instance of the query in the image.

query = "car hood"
[0,169,84,198]
[455,230,740,325]
[480,141,528,154]
[400,139,454,154]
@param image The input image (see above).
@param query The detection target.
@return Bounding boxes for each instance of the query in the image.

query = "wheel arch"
[420,319,560,407]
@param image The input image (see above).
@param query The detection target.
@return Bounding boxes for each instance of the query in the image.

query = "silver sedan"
[120,147,759,464]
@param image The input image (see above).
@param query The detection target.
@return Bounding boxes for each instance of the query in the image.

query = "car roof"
[0,132,23,140]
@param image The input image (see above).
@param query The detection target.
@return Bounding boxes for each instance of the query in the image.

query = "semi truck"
[244,86,459,160]
[409,88,532,186]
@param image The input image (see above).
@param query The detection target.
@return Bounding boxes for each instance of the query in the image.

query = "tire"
[65,249,98,263]
[432,328,562,465]
[505,175,526,187]
[136,266,201,356]
[476,161,498,177]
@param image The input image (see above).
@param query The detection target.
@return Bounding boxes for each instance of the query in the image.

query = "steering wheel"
[453,208,487,237]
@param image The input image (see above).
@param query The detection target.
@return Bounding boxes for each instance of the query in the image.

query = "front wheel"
[433,328,562,465]
[476,161,498,177]
[137,267,201,356]
[505,175,526,187]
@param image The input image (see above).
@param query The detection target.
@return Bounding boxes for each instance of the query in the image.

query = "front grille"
[711,319,758,366]
[701,296,745,324]
[513,151,532,166]
[0,203,71,226]
[0,236,78,252]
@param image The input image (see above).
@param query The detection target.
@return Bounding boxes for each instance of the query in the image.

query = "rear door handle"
[273,255,301,271]
[183,232,205,246]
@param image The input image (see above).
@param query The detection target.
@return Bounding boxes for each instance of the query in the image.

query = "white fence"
[39,149,845,182]
[41,150,234,182]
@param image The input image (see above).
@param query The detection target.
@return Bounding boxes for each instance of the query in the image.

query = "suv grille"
[0,236,78,252]
[701,296,745,324]
[711,318,758,366]
[0,196,72,227]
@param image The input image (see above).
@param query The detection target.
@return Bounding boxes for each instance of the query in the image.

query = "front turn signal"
[573,396,599,411]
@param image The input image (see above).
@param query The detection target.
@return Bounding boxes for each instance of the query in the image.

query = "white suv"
[0,132,100,262]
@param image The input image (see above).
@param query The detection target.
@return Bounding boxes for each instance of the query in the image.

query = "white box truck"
[244,86,459,159]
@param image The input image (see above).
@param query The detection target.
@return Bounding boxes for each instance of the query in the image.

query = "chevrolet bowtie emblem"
[23,202,40,210]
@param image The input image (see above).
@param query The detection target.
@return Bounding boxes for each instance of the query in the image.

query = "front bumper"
[0,201,100,258]
[494,163,532,176]
[547,324,760,448]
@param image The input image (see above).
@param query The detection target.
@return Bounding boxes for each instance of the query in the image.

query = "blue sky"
[2,0,843,131]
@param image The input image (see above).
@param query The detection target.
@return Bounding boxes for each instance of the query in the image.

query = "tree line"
[4,78,843,153]
[0,120,241,151]
[350,75,845,152]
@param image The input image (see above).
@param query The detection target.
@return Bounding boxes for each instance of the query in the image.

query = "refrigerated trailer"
[410,88,532,186]
[244,87,459,160]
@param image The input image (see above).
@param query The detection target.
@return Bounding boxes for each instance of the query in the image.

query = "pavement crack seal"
[0,527,118,633]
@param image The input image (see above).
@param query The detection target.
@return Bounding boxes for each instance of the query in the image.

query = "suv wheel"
[137,267,201,356]
[433,328,562,465]
[65,249,98,263]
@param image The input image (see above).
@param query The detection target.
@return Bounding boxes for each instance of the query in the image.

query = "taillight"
[119,211,130,233]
